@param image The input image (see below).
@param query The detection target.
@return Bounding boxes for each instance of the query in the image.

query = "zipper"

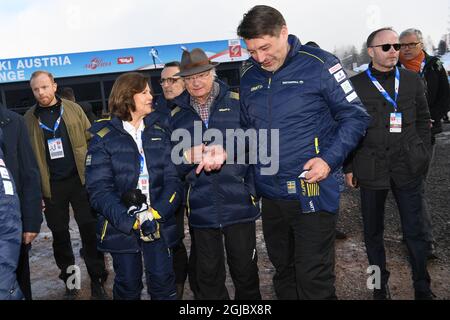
[186,184,192,216]
[100,220,108,243]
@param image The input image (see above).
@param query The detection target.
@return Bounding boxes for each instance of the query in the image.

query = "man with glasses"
[163,48,261,300]
[399,29,450,261]
[400,28,449,141]
[155,61,198,300]
[345,28,434,300]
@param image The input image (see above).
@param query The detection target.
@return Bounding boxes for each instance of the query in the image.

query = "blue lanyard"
[366,67,400,112]
[139,153,145,174]
[39,105,64,136]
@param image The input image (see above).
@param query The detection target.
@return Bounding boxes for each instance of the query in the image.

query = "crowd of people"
[1,5,449,300]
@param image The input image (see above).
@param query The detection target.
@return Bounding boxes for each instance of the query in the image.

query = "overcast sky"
[0,0,448,59]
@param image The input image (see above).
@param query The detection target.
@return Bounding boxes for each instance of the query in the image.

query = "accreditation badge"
[390,113,402,133]
[48,138,65,160]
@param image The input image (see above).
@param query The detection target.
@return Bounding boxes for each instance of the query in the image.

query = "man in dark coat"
[345,28,433,300]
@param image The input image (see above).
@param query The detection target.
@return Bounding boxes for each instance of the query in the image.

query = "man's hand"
[304,158,331,184]
[345,173,358,188]
[23,232,38,245]
[196,144,227,174]
[184,144,205,164]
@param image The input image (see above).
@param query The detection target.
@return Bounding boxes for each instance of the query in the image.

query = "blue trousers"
[111,239,176,300]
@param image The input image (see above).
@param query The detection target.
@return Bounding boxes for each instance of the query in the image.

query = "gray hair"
[400,28,423,43]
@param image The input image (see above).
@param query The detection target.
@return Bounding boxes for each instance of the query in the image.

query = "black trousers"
[16,244,32,300]
[261,198,337,300]
[193,222,261,300]
[360,177,431,294]
[43,175,107,284]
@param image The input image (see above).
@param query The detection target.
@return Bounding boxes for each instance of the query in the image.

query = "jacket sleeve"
[433,64,450,120]
[76,103,92,142]
[17,116,43,233]
[162,115,197,179]
[320,58,371,171]
[414,74,432,150]
[151,132,183,221]
[85,137,136,234]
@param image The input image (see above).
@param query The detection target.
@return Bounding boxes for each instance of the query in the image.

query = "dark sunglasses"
[370,43,402,52]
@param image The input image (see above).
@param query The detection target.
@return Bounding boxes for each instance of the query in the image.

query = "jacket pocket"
[403,137,430,175]
[353,149,376,180]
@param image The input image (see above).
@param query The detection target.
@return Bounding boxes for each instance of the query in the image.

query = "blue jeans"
[111,239,176,300]
[360,177,431,294]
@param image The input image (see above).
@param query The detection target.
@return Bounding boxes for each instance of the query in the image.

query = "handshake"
[184,144,227,174]
[122,189,160,242]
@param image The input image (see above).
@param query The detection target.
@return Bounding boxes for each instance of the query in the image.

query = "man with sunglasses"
[400,29,450,261]
[345,28,433,300]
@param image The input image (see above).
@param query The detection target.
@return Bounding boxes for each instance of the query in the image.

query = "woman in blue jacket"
[85,72,182,300]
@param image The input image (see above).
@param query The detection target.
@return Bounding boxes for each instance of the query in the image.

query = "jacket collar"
[108,111,162,135]
[172,80,230,112]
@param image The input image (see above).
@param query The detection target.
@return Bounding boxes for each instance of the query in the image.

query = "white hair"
[400,28,423,43]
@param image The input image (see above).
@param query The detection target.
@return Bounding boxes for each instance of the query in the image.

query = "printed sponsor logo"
[329,63,342,74]
[346,91,359,102]
[341,80,353,94]
[282,80,304,85]
[334,70,347,83]
[85,58,112,70]
[117,56,135,65]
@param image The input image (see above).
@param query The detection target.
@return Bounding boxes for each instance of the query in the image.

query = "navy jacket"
[0,105,42,233]
[0,130,24,300]
[240,35,371,214]
[161,81,260,229]
[85,111,182,253]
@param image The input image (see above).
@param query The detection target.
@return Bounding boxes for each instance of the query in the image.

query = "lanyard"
[366,67,400,112]
[39,105,64,136]
[139,153,145,174]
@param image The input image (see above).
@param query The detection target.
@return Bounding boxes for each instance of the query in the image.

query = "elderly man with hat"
[164,48,261,300]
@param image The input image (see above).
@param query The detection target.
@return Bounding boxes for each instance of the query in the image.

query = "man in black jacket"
[399,28,450,140]
[345,28,433,300]
[399,28,450,259]
[0,103,42,300]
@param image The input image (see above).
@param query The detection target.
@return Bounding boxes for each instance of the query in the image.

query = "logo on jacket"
[251,85,263,92]
[287,181,297,194]
[282,80,304,85]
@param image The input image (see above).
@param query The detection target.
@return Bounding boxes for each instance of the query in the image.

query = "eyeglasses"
[159,77,181,85]
[400,42,421,50]
[370,43,402,52]
[183,70,211,83]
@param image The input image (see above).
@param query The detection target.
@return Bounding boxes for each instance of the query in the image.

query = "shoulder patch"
[97,127,110,138]
[171,106,181,117]
[229,91,239,100]
[299,51,325,64]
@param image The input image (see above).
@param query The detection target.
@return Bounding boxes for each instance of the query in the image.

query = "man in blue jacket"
[0,103,42,300]
[0,129,24,300]
[237,5,371,299]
